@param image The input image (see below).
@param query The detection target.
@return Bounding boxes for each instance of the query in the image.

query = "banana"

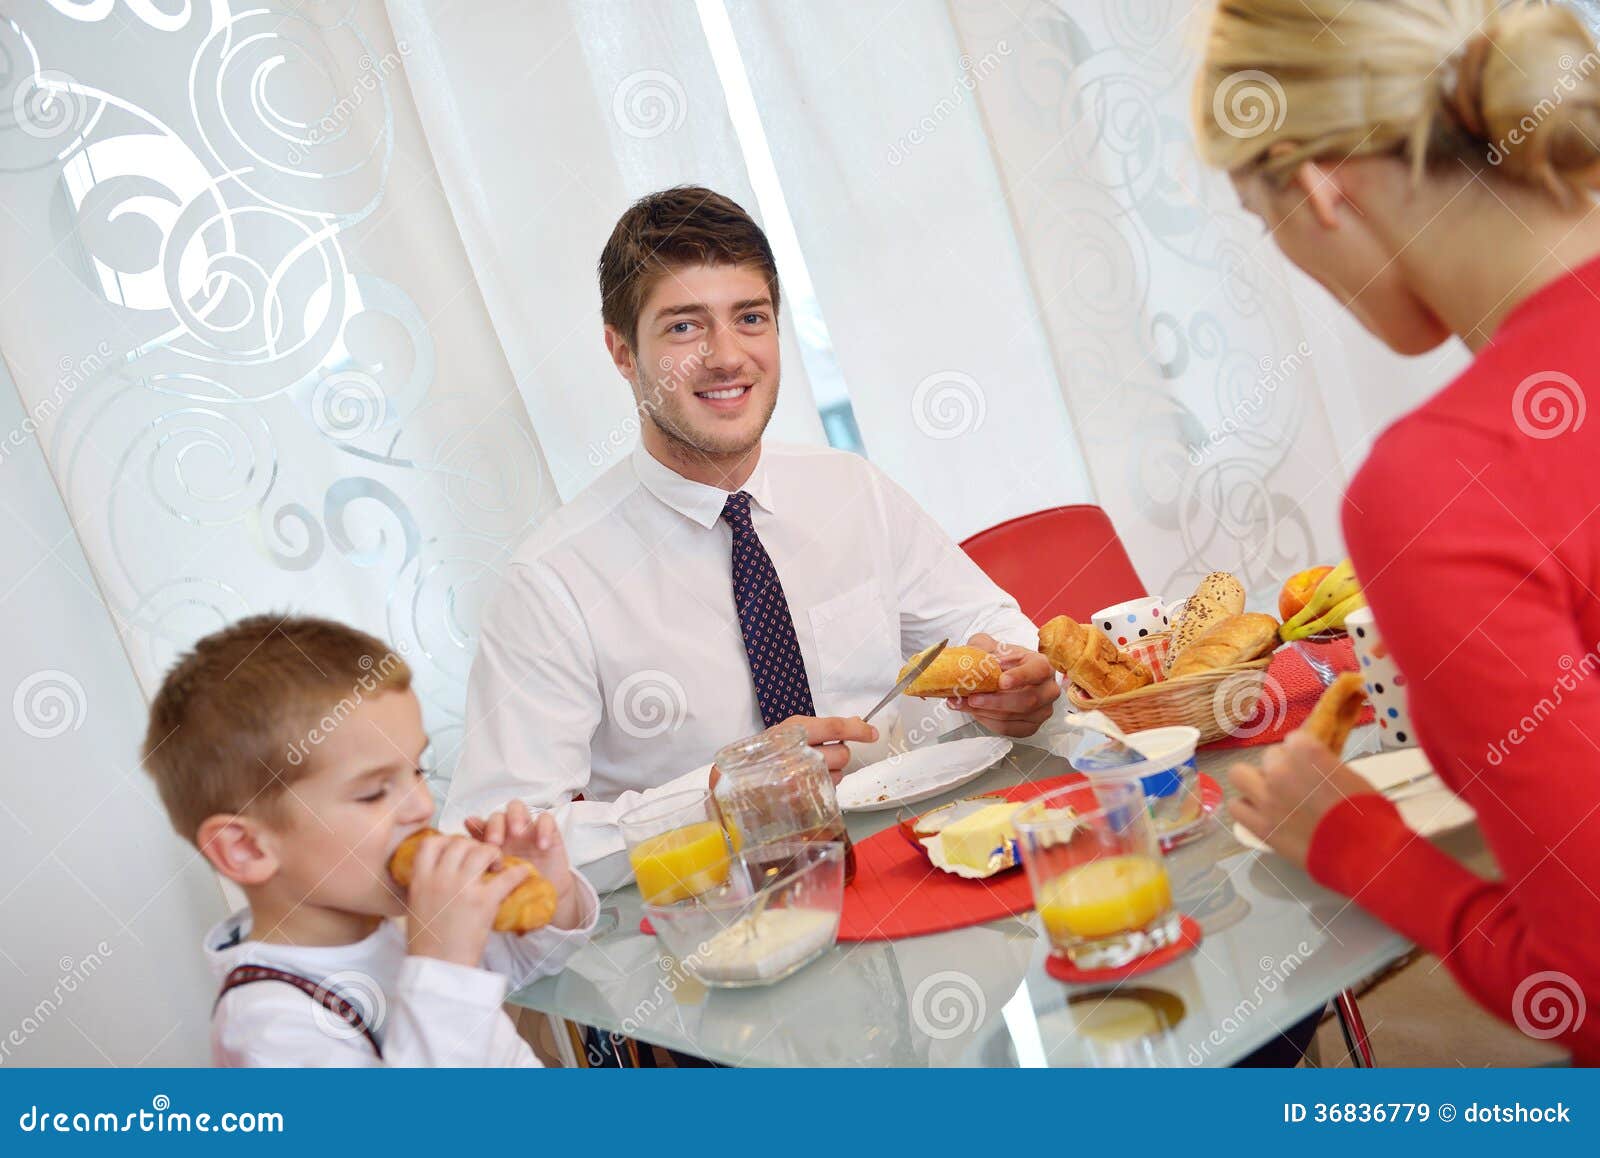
[1282,558,1361,634]
[1281,591,1368,641]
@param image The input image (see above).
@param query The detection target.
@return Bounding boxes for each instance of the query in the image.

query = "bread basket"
[1065,632,1274,745]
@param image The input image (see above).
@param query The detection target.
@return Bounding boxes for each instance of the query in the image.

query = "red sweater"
[1311,256,1600,1064]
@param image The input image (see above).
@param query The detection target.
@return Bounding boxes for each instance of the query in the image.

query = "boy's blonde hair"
[142,615,412,843]
[1195,0,1600,201]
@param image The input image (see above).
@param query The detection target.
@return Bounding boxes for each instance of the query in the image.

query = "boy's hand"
[403,833,530,968]
[465,801,583,930]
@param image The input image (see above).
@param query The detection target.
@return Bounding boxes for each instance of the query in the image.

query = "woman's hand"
[1228,731,1379,868]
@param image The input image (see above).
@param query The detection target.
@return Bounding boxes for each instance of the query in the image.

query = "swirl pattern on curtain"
[0,0,555,785]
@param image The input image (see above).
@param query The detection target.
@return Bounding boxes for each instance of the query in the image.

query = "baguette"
[1301,672,1367,756]
[1038,616,1154,698]
[900,644,1003,698]
[1170,572,1246,661]
[1167,612,1280,678]
[389,828,558,933]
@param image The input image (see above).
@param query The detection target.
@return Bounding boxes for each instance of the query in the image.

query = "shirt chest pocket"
[806,578,899,698]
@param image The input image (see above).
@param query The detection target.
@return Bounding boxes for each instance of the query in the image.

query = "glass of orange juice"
[619,789,732,905]
[1014,777,1180,969]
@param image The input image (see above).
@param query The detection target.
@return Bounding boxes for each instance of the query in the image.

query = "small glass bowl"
[641,840,845,988]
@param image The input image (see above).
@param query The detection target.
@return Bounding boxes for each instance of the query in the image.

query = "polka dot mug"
[1091,597,1171,651]
[1345,606,1417,751]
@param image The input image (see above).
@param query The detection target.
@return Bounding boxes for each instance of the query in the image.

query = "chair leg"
[1334,989,1376,1067]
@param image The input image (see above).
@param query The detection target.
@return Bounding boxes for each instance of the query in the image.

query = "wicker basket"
[1065,632,1274,745]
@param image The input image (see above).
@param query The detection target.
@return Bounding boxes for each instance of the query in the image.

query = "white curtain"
[0,0,556,776]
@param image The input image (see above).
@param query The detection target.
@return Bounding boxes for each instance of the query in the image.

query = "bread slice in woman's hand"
[1300,672,1367,756]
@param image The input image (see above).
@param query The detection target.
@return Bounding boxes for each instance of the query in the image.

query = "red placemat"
[837,772,1089,943]
[1203,634,1374,751]
[1044,915,1203,984]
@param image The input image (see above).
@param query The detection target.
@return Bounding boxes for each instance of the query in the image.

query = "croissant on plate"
[1038,616,1154,698]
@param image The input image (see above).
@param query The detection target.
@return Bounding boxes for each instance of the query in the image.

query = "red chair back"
[959,505,1146,624]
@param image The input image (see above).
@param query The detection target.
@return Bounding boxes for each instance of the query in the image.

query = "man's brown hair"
[142,614,412,844]
[598,185,781,348]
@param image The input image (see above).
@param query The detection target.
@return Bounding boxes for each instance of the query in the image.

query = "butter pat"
[938,801,1023,872]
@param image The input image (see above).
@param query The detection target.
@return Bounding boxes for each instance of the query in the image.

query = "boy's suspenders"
[215,965,383,1058]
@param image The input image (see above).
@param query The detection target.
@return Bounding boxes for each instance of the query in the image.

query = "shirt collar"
[631,441,776,529]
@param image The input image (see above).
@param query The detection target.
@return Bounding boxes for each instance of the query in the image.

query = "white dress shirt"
[206,874,598,1067]
[444,441,1042,875]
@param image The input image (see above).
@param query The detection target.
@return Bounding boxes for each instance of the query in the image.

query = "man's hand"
[403,833,531,968]
[946,633,1060,737]
[465,800,582,930]
[1228,731,1379,868]
[710,716,878,790]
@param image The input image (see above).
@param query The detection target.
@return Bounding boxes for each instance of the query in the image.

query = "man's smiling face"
[612,261,780,463]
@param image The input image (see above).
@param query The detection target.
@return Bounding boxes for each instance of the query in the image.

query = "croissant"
[1301,672,1367,756]
[1167,612,1280,678]
[900,645,1003,698]
[1170,572,1246,662]
[1038,616,1153,698]
[389,828,558,933]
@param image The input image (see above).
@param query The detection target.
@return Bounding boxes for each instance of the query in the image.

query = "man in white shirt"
[445,187,1060,875]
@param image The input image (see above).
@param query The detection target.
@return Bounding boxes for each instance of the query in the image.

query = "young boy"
[142,615,598,1066]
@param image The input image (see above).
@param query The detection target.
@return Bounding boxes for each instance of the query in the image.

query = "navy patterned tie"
[722,491,815,726]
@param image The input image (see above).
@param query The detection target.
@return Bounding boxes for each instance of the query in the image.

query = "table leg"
[1334,989,1376,1067]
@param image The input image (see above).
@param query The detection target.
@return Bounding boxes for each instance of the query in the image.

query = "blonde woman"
[1198,0,1600,1063]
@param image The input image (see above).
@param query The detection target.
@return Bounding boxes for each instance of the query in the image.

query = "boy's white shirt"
[204,872,599,1067]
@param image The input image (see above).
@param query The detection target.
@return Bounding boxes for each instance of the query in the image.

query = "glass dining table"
[507,724,1486,1067]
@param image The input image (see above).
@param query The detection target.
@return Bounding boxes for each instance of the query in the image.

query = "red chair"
[959,505,1147,623]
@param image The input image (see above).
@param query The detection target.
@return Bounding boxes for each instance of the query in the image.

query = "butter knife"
[862,639,949,723]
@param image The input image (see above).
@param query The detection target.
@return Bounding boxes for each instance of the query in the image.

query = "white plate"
[835,737,1013,812]
[1232,748,1475,852]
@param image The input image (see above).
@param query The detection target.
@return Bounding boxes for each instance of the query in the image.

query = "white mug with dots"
[1091,597,1171,651]
[1345,606,1417,751]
